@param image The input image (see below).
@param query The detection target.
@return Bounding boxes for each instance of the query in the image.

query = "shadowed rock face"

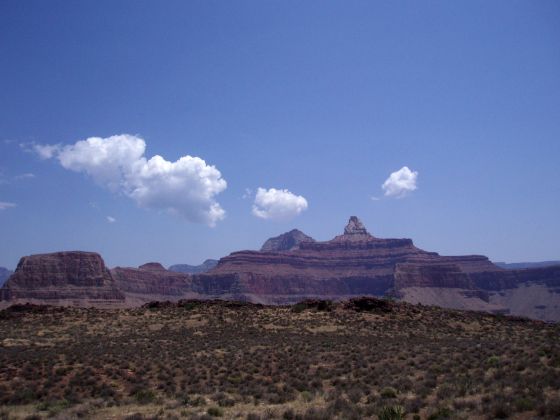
[0,252,124,305]
[260,229,315,252]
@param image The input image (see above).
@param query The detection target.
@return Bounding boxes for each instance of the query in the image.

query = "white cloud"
[0,202,16,210]
[382,166,418,198]
[106,216,116,223]
[252,187,308,221]
[35,134,227,226]
[31,143,62,159]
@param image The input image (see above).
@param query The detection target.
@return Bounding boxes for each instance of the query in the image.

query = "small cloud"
[371,196,381,201]
[0,202,16,210]
[242,188,253,199]
[14,173,35,180]
[252,187,308,221]
[382,166,418,198]
[25,143,61,159]
[106,216,116,223]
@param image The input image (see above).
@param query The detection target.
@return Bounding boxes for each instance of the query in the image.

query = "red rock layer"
[0,251,124,303]
[111,265,191,296]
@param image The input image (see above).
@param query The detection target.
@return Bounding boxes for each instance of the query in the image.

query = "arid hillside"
[0,299,559,419]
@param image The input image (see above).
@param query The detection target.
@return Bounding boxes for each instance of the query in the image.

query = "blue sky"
[1,0,559,269]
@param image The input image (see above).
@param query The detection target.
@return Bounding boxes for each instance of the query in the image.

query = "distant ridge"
[168,259,218,274]
[496,261,560,270]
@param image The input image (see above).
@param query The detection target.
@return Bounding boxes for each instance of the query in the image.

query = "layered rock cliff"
[111,263,192,302]
[0,252,124,306]
[1,217,558,321]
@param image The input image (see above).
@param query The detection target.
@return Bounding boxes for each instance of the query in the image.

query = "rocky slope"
[0,267,12,287]
[0,252,124,307]
[168,259,218,274]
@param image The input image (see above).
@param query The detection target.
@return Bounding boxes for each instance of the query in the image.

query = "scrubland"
[0,299,559,419]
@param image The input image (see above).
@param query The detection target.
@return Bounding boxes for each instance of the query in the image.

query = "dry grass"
[0,299,559,419]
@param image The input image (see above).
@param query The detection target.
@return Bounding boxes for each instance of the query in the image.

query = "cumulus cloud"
[106,216,116,223]
[0,202,16,210]
[35,134,227,226]
[252,187,308,221]
[382,166,418,198]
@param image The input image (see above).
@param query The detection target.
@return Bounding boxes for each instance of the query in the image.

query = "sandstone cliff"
[111,263,193,302]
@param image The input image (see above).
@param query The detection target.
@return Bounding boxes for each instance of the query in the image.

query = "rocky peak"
[343,216,370,236]
[260,229,315,252]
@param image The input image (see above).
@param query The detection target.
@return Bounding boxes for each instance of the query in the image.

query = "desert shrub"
[207,406,223,417]
[282,408,295,419]
[300,390,313,402]
[133,389,156,404]
[427,407,453,420]
[491,402,511,419]
[378,405,406,420]
[346,387,363,403]
[486,355,500,367]
[380,387,397,399]
[514,397,534,412]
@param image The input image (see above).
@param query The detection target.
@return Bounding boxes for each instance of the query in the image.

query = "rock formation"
[111,263,193,303]
[196,216,500,304]
[1,217,558,321]
[168,259,219,274]
[260,229,315,252]
[0,252,124,307]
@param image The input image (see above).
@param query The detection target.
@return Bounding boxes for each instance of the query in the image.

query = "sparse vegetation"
[0,299,558,418]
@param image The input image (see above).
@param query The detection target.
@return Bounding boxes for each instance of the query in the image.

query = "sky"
[1,0,559,269]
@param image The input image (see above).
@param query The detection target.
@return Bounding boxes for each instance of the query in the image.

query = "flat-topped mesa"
[0,251,124,305]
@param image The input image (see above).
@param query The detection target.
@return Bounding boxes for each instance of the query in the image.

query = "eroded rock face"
[0,252,124,305]
[260,229,315,252]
